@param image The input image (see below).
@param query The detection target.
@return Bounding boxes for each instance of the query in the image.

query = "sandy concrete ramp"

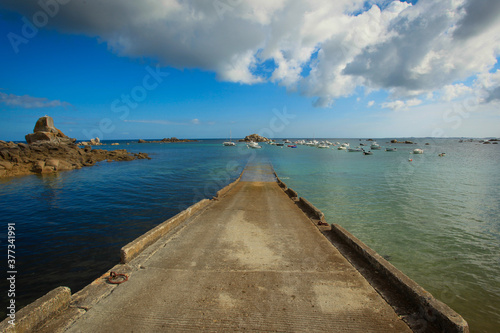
[63,162,411,332]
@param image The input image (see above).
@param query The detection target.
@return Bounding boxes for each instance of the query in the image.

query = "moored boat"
[223,130,236,146]
[247,142,262,149]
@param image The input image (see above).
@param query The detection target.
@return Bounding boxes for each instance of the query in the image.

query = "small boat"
[317,144,329,149]
[438,153,446,157]
[370,143,381,150]
[283,139,291,144]
[413,148,424,154]
[276,143,284,147]
[247,142,261,149]
[348,147,363,152]
[288,145,297,148]
[385,147,397,151]
[363,151,373,155]
[223,130,236,146]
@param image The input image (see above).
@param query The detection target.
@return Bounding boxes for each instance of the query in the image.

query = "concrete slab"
[63,162,411,332]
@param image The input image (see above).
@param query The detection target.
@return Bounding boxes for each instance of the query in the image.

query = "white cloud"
[381,98,421,110]
[441,83,473,102]
[191,118,200,124]
[4,0,500,108]
[367,100,375,107]
[381,100,406,111]
[0,91,72,109]
[475,69,500,103]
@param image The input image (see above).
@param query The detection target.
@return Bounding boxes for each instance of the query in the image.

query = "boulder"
[89,137,102,145]
[138,139,147,143]
[0,161,13,170]
[33,116,59,135]
[26,116,75,145]
[26,132,57,144]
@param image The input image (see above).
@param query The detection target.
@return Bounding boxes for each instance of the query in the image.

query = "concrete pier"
[2,160,468,332]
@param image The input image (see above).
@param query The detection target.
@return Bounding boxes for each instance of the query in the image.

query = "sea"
[1,138,499,332]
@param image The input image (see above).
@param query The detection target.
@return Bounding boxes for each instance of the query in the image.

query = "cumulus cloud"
[475,69,500,103]
[3,0,500,107]
[0,91,72,109]
[441,84,473,102]
[381,98,421,110]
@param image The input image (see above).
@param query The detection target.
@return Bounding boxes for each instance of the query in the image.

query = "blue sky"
[1,0,499,140]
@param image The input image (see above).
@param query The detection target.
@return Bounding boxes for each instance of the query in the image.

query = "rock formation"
[0,116,150,178]
[25,116,75,145]
[239,134,270,142]
[390,139,415,144]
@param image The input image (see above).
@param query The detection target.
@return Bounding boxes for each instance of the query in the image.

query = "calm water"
[1,139,499,332]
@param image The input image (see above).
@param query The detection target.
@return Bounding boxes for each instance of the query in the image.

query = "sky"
[1,0,499,141]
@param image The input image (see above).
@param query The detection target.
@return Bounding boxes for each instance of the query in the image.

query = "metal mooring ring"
[108,271,128,284]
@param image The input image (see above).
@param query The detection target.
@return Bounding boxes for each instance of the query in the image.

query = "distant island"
[0,116,150,179]
[239,134,270,142]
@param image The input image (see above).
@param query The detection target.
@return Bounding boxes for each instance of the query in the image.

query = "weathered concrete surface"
[60,161,411,332]
[0,286,71,333]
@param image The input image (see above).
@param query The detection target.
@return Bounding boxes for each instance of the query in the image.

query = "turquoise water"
[1,139,499,332]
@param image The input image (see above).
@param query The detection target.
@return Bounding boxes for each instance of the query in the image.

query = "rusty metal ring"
[108,271,128,284]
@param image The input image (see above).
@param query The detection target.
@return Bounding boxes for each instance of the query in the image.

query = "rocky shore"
[0,116,150,179]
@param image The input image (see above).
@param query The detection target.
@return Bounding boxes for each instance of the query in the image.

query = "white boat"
[385,147,397,152]
[370,143,381,150]
[223,130,236,146]
[317,144,329,149]
[247,142,262,149]
[348,147,363,152]
[338,146,347,150]
[413,148,423,154]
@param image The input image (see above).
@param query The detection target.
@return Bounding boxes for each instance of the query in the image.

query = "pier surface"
[61,161,411,332]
